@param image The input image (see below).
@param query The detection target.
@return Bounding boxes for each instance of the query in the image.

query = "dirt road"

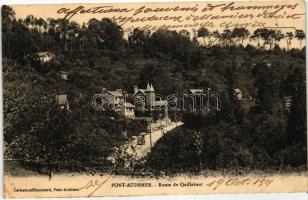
[108,122,183,166]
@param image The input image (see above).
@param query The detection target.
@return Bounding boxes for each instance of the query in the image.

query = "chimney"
[134,85,138,94]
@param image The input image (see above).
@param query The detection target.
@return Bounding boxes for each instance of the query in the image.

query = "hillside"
[2,5,306,174]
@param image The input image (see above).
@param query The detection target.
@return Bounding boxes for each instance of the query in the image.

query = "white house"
[104,89,135,118]
[56,94,70,110]
[234,88,243,100]
[59,71,69,80]
[120,102,135,119]
[36,52,55,63]
[104,89,125,107]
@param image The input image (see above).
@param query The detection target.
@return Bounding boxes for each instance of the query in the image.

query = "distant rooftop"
[107,91,123,97]
[121,102,135,108]
[36,52,55,57]
[189,89,203,95]
[153,100,168,107]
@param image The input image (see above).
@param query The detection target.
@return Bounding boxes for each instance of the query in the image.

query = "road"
[108,122,183,166]
[130,121,184,159]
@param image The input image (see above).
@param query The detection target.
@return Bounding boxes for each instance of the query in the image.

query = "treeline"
[2,5,306,61]
[196,27,305,50]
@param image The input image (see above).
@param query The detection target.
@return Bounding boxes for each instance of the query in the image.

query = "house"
[187,88,221,111]
[189,89,204,95]
[234,88,256,111]
[187,88,207,111]
[133,84,169,118]
[36,52,55,63]
[133,84,168,110]
[104,88,125,107]
[59,71,69,80]
[103,88,135,118]
[234,88,243,100]
[119,102,135,118]
[56,94,70,110]
[283,96,292,111]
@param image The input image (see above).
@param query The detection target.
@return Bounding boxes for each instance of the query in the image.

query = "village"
[36,50,293,125]
[36,50,293,130]
[31,50,295,164]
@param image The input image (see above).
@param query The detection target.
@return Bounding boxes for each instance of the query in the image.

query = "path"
[108,122,183,166]
[129,121,184,159]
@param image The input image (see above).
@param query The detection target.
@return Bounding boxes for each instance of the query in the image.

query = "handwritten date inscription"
[77,176,274,196]
[206,177,274,190]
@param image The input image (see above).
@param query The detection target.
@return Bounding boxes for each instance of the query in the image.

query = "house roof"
[283,96,292,102]
[107,91,123,97]
[189,89,203,95]
[234,88,242,93]
[134,89,146,96]
[134,117,153,122]
[120,102,135,108]
[153,100,168,107]
[146,83,155,92]
[57,94,68,105]
[37,52,55,57]
[59,71,69,74]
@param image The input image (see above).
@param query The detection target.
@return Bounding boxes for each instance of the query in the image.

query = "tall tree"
[2,5,15,20]
[251,28,263,49]
[253,62,279,114]
[2,5,15,35]
[98,18,124,50]
[274,30,285,47]
[56,18,70,51]
[211,30,220,46]
[220,29,232,46]
[179,29,190,39]
[232,27,250,46]
[128,28,150,50]
[197,27,210,46]
[66,21,80,51]
[2,5,15,57]
[77,23,88,52]
[87,18,100,50]
[254,28,275,49]
[286,67,306,141]
[267,29,276,50]
[295,29,305,48]
[24,15,34,29]
[36,18,47,33]
[286,32,294,51]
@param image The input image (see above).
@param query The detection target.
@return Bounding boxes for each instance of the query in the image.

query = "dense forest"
[2,5,306,174]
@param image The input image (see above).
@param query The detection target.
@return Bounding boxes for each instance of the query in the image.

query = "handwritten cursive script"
[57,6,134,20]
[56,2,304,33]
[79,178,109,197]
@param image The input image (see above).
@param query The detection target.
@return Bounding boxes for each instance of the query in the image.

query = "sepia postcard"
[2,0,307,198]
